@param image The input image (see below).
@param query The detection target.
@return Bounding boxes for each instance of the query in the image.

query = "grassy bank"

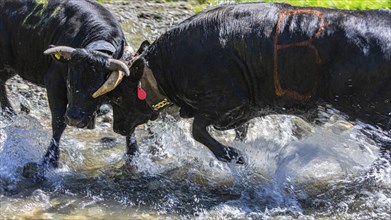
[201,0,391,10]
[95,0,390,12]
[97,0,390,10]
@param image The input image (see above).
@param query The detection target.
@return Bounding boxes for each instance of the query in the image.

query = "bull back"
[145,3,390,128]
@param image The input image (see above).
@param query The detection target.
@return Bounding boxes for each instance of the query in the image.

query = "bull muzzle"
[65,108,88,128]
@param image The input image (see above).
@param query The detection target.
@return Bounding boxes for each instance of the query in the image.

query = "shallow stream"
[1,1,390,219]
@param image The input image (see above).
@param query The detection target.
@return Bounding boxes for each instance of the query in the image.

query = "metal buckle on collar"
[152,98,171,111]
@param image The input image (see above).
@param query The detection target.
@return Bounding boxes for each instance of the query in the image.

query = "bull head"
[87,41,151,98]
[44,46,130,98]
[90,46,134,98]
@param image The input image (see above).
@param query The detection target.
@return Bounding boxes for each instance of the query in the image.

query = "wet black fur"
[0,0,137,169]
[116,3,391,163]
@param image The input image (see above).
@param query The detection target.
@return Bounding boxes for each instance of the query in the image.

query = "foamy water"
[1,104,390,219]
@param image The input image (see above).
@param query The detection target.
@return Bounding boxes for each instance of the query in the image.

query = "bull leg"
[22,73,67,178]
[86,114,96,129]
[125,132,138,160]
[234,123,249,141]
[42,73,68,168]
[0,73,16,116]
[179,107,194,118]
[192,117,245,164]
[42,122,66,168]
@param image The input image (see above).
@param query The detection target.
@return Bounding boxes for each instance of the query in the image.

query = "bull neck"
[139,64,172,112]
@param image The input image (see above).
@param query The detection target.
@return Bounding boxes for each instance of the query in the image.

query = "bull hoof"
[86,118,96,129]
[22,162,45,181]
[217,147,245,165]
[42,158,59,169]
[100,136,117,145]
[124,150,139,165]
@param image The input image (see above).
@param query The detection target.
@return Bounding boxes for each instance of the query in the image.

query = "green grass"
[96,0,115,3]
[165,0,210,3]
[201,0,391,10]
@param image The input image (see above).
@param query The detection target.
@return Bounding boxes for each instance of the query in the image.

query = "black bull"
[0,0,137,170]
[105,3,391,164]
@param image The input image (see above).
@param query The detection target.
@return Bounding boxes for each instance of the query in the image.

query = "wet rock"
[21,162,45,182]
[291,117,314,139]
[100,136,117,145]
[324,118,354,134]
[109,163,143,181]
[138,12,163,21]
[22,162,38,178]
[166,162,234,189]
[20,102,30,114]
[97,104,111,116]
[21,207,51,220]
[16,83,30,91]
[63,215,88,220]
[101,115,112,123]
[104,0,195,49]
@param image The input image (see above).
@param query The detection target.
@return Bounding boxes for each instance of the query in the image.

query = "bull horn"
[92,70,125,98]
[107,59,130,76]
[43,46,76,60]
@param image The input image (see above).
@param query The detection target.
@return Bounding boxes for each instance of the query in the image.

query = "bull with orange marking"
[94,3,391,163]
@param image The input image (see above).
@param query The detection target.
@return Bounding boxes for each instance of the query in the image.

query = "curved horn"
[107,59,130,76]
[92,71,125,98]
[43,46,76,60]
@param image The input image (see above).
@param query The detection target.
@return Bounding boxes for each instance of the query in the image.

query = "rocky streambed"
[106,0,195,51]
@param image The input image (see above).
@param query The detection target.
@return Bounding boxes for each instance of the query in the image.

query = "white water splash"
[0,107,389,219]
[0,115,49,187]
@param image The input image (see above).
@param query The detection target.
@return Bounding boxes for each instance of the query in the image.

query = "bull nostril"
[65,109,85,127]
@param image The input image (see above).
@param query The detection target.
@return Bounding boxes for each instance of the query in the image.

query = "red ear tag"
[137,82,147,100]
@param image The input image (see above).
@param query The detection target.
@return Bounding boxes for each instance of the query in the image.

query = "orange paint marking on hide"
[273,9,325,101]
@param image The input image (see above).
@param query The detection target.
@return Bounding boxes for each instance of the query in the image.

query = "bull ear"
[129,57,145,82]
[86,40,116,56]
[135,40,150,56]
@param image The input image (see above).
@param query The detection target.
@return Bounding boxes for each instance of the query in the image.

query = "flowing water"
[1,94,390,219]
[1,1,390,219]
